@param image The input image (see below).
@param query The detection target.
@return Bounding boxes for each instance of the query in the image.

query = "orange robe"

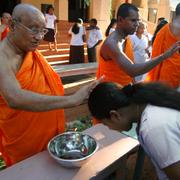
[1,26,9,40]
[96,37,134,86]
[0,50,65,166]
[94,37,134,124]
[146,24,180,88]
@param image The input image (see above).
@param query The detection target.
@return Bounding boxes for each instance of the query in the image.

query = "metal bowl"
[47,132,98,168]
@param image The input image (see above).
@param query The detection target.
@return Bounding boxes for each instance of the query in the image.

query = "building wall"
[54,0,68,20]
[21,0,54,11]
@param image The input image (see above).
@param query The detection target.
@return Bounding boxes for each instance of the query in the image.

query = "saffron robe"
[0,50,65,166]
[96,37,134,86]
[94,37,134,125]
[146,24,180,88]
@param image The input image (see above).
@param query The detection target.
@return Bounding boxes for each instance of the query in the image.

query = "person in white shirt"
[86,18,103,62]
[105,18,117,37]
[68,18,86,64]
[43,5,58,51]
[88,82,180,180]
[129,22,150,82]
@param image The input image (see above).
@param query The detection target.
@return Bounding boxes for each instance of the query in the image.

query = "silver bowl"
[47,132,98,168]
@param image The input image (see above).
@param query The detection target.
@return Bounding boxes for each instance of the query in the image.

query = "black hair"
[105,18,117,37]
[151,19,168,45]
[175,3,180,16]
[90,18,97,25]
[158,17,165,22]
[88,82,180,120]
[117,3,138,19]
[72,18,83,34]
[46,5,54,14]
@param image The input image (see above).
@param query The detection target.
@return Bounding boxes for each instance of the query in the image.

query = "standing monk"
[0,12,11,41]
[97,3,180,86]
[146,3,180,88]
[94,3,180,124]
[0,4,100,166]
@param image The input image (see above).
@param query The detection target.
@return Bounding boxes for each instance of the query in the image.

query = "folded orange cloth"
[146,24,180,88]
[0,50,65,166]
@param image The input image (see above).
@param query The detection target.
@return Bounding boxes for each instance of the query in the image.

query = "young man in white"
[86,18,103,62]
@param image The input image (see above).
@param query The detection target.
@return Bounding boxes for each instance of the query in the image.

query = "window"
[148,8,157,23]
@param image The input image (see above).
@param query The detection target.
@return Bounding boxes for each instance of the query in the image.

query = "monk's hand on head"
[163,41,180,59]
[72,76,104,106]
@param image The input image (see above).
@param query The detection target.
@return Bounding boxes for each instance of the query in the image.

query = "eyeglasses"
[16,21,48,36]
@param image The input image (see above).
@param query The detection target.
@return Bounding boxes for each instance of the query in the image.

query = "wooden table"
[0,124,139,180]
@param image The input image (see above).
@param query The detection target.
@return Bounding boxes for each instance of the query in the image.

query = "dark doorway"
[68,0,89,22]
[0,0,21,17]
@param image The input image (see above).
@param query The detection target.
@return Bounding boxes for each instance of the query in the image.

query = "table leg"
[133,146,145,180]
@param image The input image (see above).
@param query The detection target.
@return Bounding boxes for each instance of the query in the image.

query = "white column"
[89,0,111,37]
[54,0,68,20]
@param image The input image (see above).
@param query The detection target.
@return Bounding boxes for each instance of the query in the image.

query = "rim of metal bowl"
[47,132,99,162]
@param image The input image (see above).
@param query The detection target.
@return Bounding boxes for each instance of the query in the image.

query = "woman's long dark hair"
[88,82,180,120]
[72,18,83,34]
[105,18,117,37]
[151,19,168,45]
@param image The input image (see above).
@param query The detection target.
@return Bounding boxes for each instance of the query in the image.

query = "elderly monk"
[0,4,100,166]
[94,3,180,124]
[0,12,11,40]
[146,3,180,88]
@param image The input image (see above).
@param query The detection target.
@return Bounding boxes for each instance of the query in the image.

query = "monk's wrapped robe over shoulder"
[146,24,180,88]
[0,50,65,166]
[96,37,134,86]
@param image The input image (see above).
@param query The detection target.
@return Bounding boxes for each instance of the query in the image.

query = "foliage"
[66,115,92,132]
[0,157,6,170]
[84,0,91,7]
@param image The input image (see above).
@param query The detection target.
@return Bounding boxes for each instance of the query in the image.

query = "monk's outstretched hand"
[72,76,104,106]
[163,40,180,59]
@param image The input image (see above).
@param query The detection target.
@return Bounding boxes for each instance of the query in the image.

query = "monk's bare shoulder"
[101,33,120,58]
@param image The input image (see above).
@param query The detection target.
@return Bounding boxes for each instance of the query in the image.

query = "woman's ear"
[117,16,124,23]
[109,110,122,123]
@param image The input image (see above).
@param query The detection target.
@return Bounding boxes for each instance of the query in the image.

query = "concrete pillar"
[89,0,111,37]
[55,0,68,20]
[156,0,171,22]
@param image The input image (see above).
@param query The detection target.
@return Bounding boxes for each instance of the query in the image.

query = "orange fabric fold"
[0,50,65,166]
[1,26,9,40]
[94,37,134,125]
[146,24,180,88]
[96,37,134,86]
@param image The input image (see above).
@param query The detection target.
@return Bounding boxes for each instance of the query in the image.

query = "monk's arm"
[0,64,97,112]
[105,40,180,77]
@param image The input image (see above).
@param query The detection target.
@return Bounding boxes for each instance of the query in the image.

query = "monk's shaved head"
[12,4,45,23]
